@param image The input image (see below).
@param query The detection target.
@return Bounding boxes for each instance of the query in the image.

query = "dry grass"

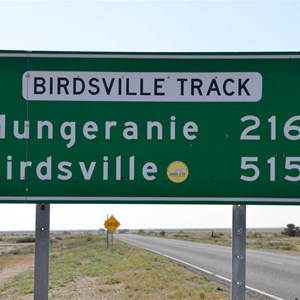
[0,232,277,299]
[0,233,231,300]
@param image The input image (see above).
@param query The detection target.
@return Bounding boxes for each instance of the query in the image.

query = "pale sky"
[0,0,300,231]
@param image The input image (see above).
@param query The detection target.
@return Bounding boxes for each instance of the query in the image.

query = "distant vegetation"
[15,237,35,243]
[138,228,300,252]
[282,224,300,237]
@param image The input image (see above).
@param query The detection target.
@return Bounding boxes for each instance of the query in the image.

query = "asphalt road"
[116,234,300,300]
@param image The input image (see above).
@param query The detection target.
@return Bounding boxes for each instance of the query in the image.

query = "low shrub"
[15,237,35,243]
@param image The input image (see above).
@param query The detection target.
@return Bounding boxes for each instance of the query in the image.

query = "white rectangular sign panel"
[23,71,262,102]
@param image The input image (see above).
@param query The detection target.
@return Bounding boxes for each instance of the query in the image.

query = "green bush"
[282,224,300,237]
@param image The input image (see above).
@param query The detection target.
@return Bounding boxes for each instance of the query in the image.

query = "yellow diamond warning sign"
[104,215,121,233]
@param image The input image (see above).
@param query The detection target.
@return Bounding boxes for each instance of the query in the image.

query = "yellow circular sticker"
[167,161,189,183]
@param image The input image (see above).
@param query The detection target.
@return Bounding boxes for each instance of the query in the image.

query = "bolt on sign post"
[1,51,300,299]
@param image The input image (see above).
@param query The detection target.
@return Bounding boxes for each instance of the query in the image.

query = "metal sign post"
[106,214,109,250]
[104,215,120,253]
[34,204,50,300]
[231,205,246,300]
[111,232,114,253]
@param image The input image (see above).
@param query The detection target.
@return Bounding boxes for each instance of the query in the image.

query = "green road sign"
[1,51,300,204]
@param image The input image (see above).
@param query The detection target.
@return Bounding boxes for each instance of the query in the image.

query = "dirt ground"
[0,256,33,287]
[0,241,34,288]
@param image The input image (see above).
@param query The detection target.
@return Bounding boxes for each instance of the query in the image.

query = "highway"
[116,234,300,300]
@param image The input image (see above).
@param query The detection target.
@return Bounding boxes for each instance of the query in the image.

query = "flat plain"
[0,229,298,299]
